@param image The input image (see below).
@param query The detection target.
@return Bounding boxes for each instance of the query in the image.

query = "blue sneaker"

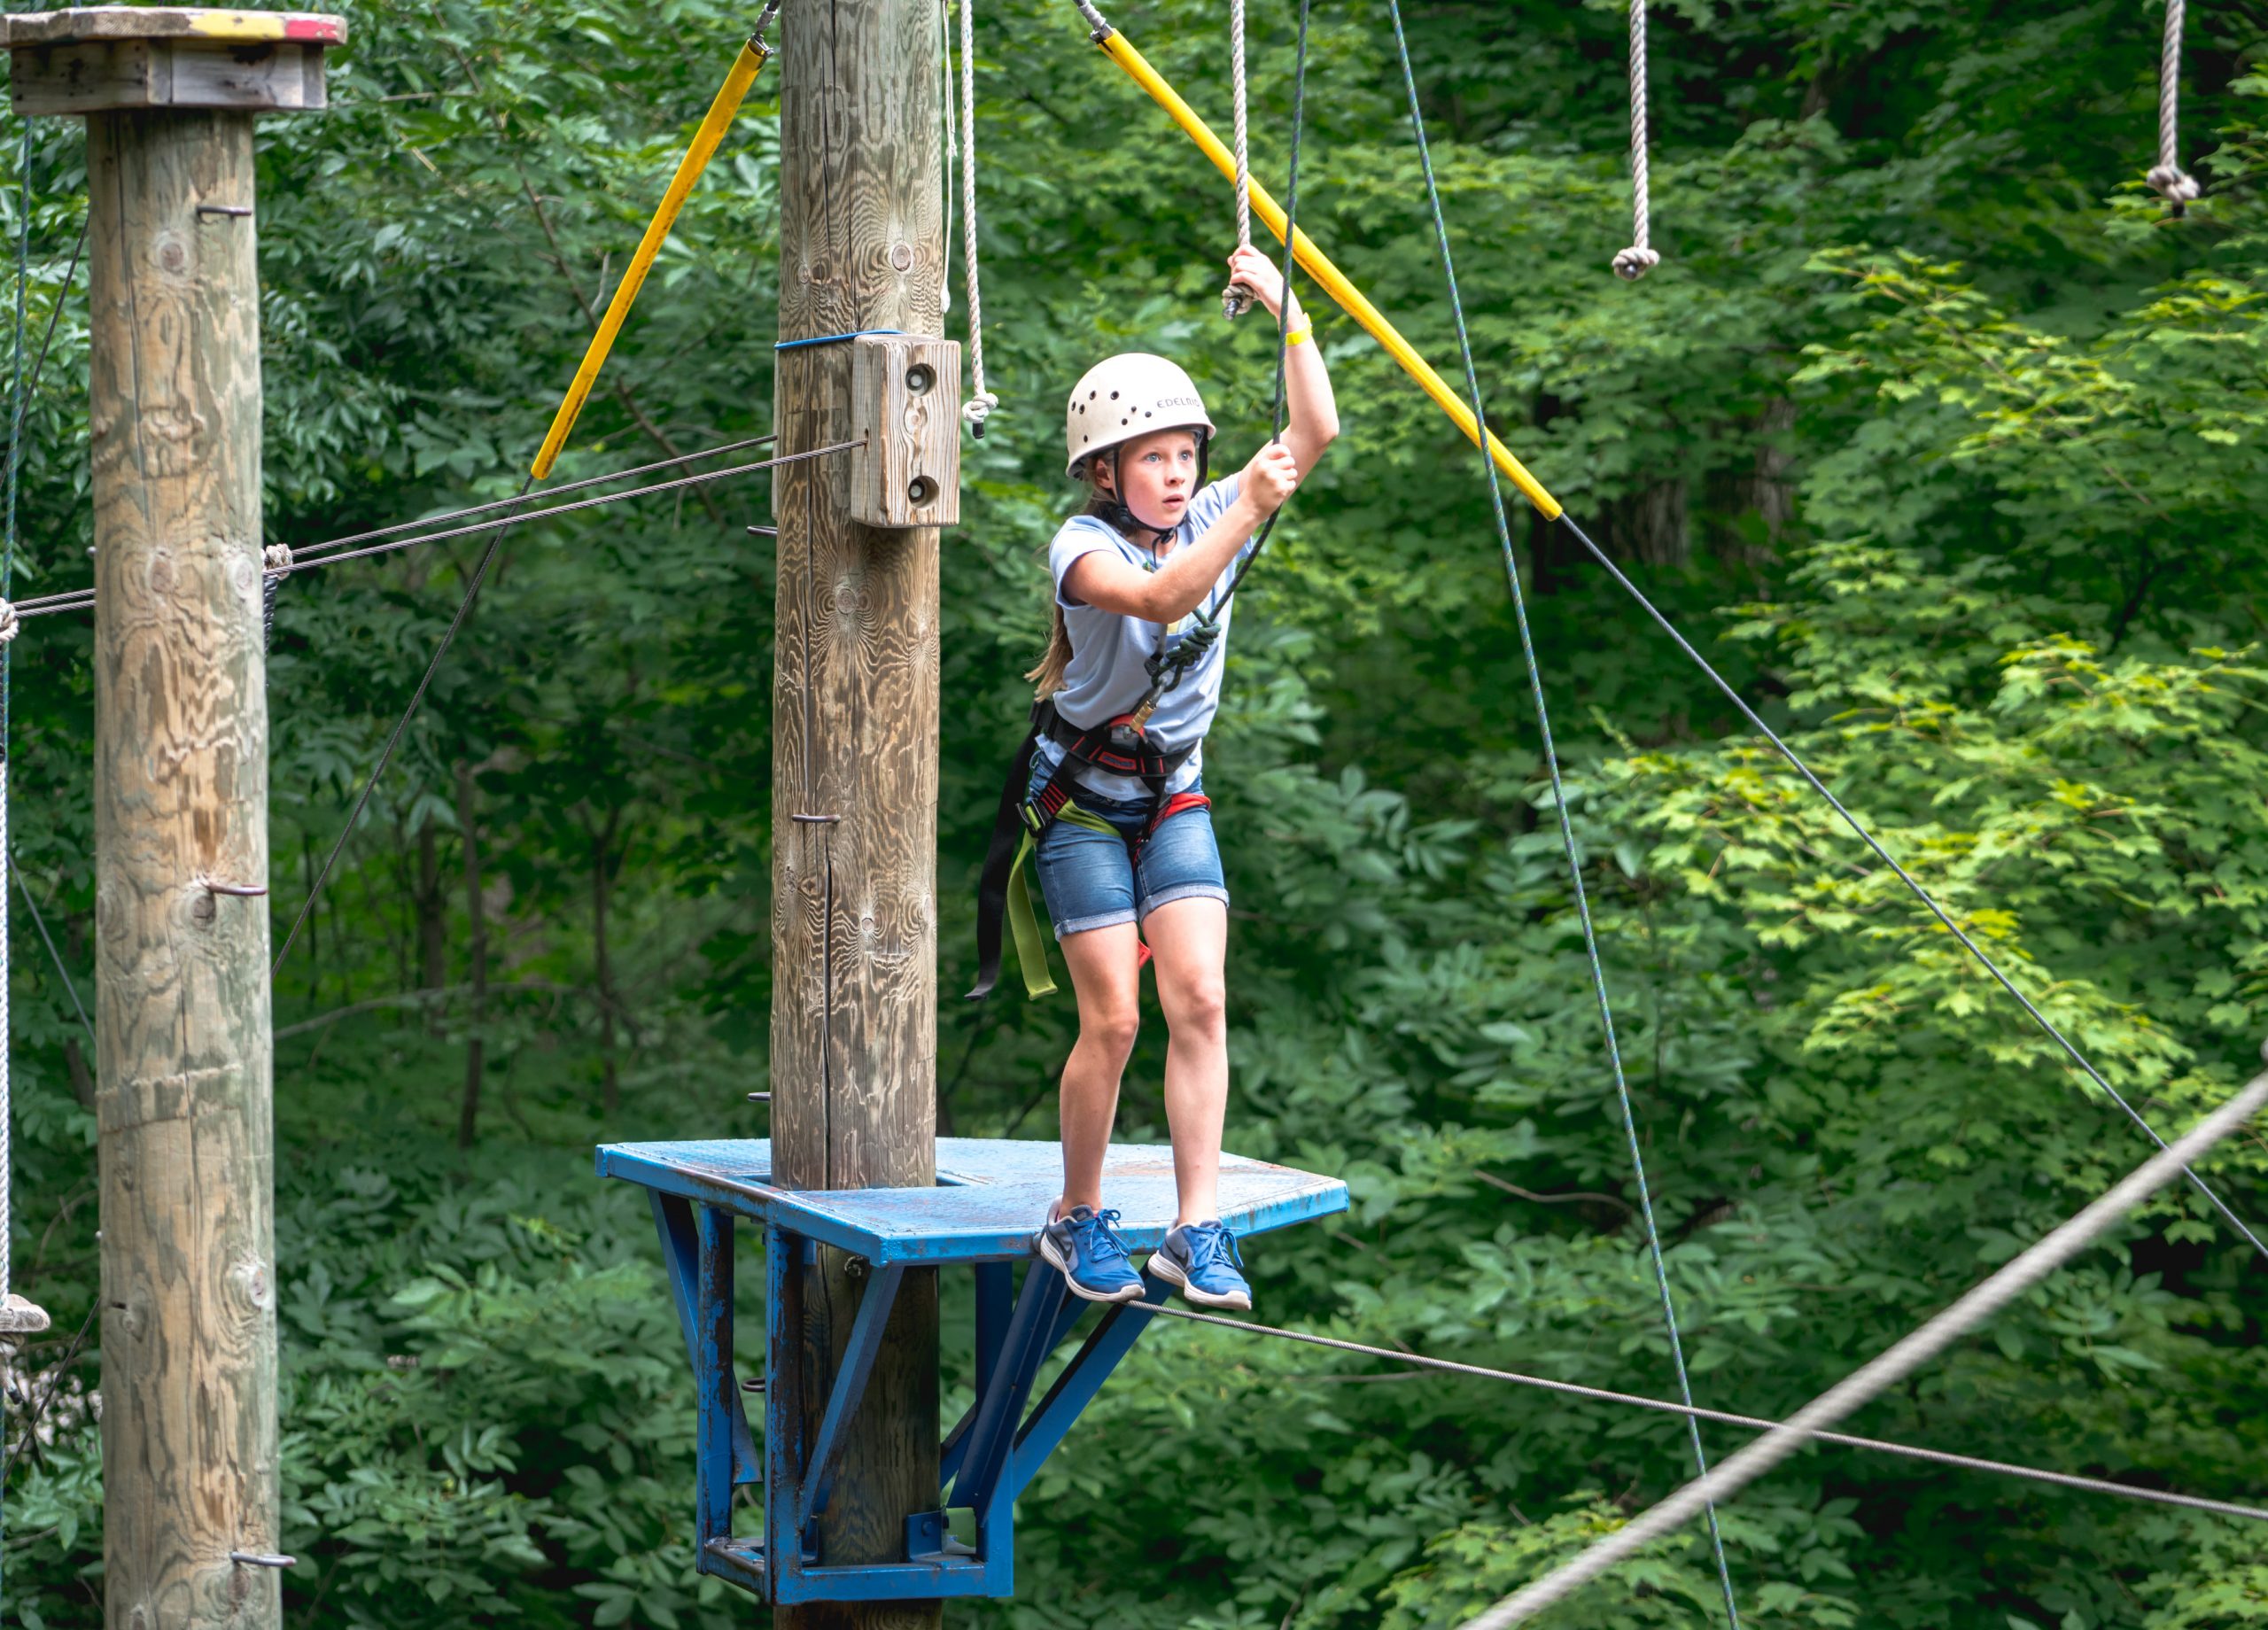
[1034,1206,1145,1303]
[1148,1220,1251,1310]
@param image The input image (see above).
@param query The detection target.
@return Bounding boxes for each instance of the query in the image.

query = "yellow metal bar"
[1092,28,1562,522]
[532,38,771,480]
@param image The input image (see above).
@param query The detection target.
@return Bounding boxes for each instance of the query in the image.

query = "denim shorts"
[1026,762,1229,937]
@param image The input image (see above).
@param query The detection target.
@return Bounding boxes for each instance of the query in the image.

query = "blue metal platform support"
[599,1137,1347,1606]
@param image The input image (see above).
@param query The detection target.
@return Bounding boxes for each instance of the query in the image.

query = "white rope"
[2148,0,2201,206]
[1462,1060,2268,1628]
[1612,0,1659,280]
[955,0,998,431]
[939,0,955,314]
[1222,0,1255,319]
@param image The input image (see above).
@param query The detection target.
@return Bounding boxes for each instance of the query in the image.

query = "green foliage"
[7,0,2268,1626]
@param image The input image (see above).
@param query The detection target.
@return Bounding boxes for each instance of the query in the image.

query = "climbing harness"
[1222,0,1254,319]
[1381,2,1742,1619]
[968,697,1209,1000]
[953,0,998,433]
[530,0,782,479]
[1612,0,1660,279]
[2148,0,2200,211]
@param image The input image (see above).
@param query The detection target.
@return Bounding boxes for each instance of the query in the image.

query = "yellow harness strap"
[1006,801,1119,999]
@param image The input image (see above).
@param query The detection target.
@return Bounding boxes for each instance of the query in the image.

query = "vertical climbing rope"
[1384,1,1739,1619]
[955,0,998,433]
[1221,0,1255,318]
[1612,0,1659,279]
[2148,0,2200,209]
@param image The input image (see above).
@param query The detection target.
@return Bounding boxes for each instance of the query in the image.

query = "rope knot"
[962,391,998,434]
[0,600,18,646]
[262,542,293,575]
[1612,245,1661,282]
[2148,163,2201,204]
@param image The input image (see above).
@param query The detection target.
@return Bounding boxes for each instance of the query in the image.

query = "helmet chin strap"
[1101,437,1211,544]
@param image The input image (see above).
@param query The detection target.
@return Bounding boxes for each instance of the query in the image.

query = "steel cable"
[18,439,843,623]
[1465,1064,2268,1626]
[1148,1305,2268,1526]
[1384,1,1743,1618]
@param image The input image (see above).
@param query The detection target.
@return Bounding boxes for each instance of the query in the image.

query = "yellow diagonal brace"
[1092,27,1562,522]
[532,37,771,480]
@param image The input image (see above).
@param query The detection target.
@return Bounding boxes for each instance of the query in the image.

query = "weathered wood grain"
[850,334,961,528]
[773,0,945,1621]
[9,39,328,116]
[89,107,278,1630]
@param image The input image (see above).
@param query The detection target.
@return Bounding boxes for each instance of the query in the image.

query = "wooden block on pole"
[2,11,342,1628]
[850,334,961,529]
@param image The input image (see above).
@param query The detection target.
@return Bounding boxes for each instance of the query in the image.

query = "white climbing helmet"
[1063,353,1216,479]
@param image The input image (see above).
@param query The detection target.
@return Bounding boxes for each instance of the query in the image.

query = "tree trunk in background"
[456,763,486,1150]
[416,819,447,1035]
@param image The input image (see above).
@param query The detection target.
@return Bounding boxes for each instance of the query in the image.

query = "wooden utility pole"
[771,0,945,1624]
[1,9,341,1626]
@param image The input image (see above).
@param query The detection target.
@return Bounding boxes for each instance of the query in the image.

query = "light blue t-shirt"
[1036,475,1248,801]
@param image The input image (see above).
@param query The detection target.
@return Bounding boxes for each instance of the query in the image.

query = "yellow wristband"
[1284,323,1313,347]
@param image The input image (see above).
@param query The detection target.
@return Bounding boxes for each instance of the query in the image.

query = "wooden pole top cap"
[0,9,346,48]
[4,7,345,115]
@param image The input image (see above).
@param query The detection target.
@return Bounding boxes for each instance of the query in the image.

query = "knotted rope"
[1221,0,1255,318]
[2148,0,2200,209]
[955,0,998,433]
[1612,0,1659,280]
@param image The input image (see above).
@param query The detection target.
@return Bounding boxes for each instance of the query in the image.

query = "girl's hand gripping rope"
[1243,438,1300,514]
[1226,244,1293,323]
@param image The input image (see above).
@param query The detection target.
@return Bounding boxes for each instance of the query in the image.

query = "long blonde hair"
[1033,434,1194,697]
[1027,478,1116,699]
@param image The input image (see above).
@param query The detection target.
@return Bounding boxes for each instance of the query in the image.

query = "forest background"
[5,0,2268,1625]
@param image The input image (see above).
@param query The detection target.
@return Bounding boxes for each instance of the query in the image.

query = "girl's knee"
[1165,977,1227,1041]
[1083,1004,1141,1061]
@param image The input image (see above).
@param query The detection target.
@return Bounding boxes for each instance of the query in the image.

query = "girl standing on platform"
[969,245,1338,1310]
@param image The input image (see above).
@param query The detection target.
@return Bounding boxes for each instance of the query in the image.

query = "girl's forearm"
[1143,495,1267,622]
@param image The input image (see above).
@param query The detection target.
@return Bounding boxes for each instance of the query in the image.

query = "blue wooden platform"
[597,1136,1346,1606]
[595,1136,1347,1261]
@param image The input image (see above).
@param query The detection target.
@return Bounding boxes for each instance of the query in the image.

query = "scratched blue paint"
[603,1138,1348,1605]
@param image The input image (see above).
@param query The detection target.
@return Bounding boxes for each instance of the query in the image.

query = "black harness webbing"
[967,698,1200,1000]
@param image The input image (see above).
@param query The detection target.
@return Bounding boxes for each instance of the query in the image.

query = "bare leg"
[1056,922,1143,1214]
[1145,896,1230,1225]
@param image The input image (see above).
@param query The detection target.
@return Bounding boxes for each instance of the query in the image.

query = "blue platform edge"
[595,1136,1350,1262]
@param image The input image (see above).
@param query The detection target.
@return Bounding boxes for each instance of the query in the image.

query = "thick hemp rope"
[1464,1061,2268,1627]
[1383,0,1740,1618]
[2149,0,2200,209]
[1612,0,1659,279]
[1221,0,1255,318]
[955,0,998,432]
